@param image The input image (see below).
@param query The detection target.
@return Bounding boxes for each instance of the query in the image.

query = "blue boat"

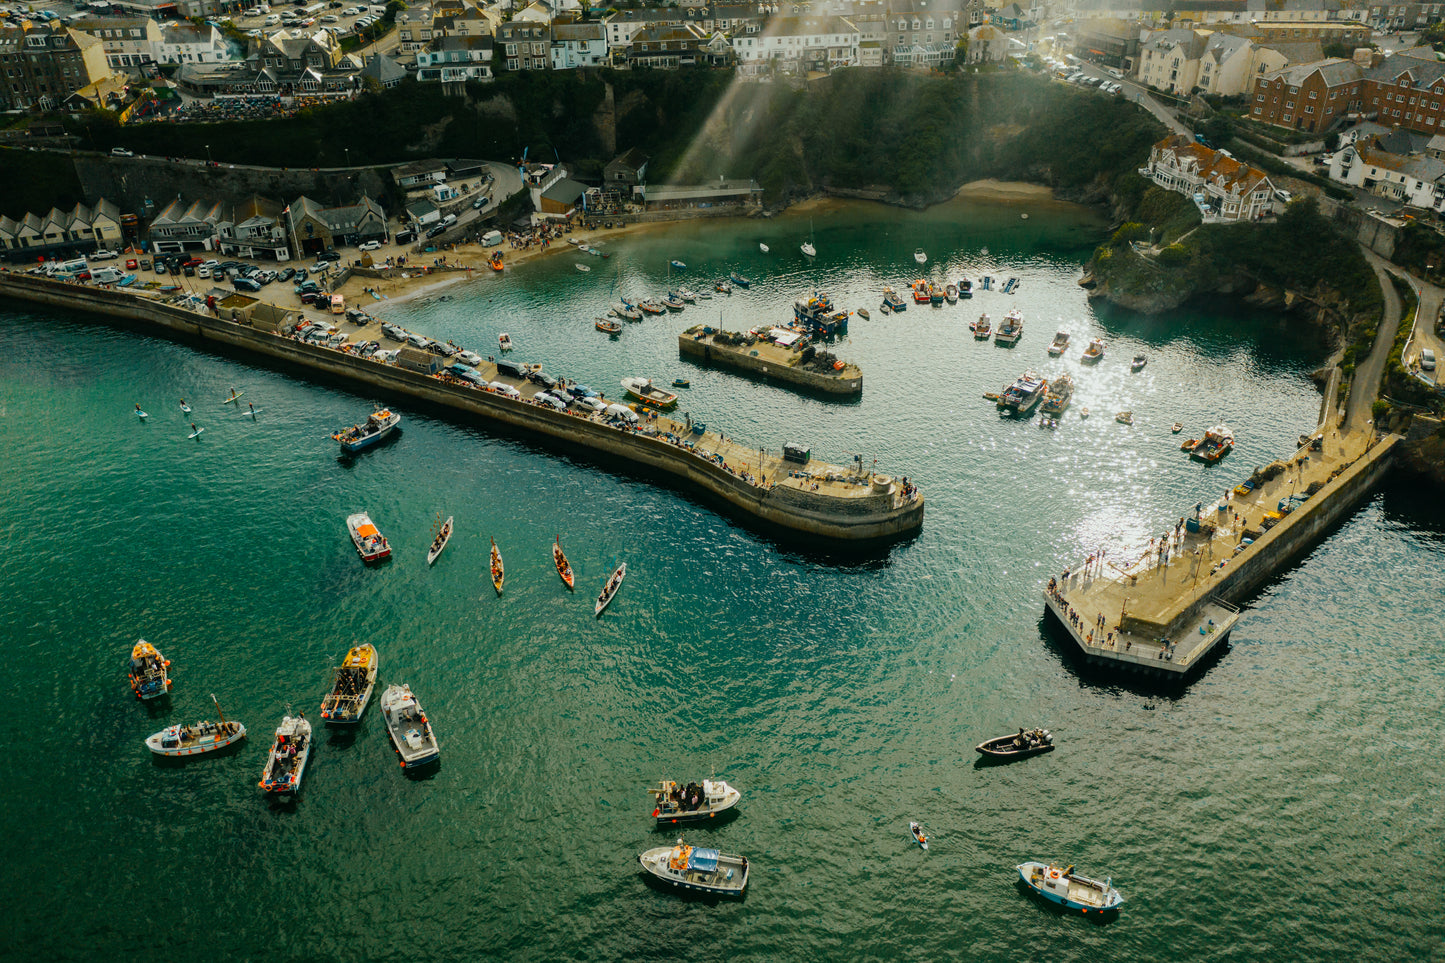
[981,276,993,290]
[332,408,401,453]
[670,260,686,270]
[1002,277,1019,294]
[118,273,137,287]
[794,292,848,336]
[1017,861,1123,915]
[729,271,751,288]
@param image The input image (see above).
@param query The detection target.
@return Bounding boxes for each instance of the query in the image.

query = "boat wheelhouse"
[997,371,1049,415]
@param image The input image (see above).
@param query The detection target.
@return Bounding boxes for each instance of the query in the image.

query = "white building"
[551,21,606,68]
[69,16,163,73]
[732,16,861,73]
[414,35,494,81]
[1140,133,1280,222]
[152,21,229,65]
[1327,135,1445,210]
[1136,27,1284,98]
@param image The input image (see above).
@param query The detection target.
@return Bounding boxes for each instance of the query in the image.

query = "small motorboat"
[945,283,958,303]
[1116,411,1133,425]
[914,248,927,264]
[974,315,992,339]
[910,822,929,851]
[1049,331,1071,356]
[347,512,391,562]
[801,240,816,257]
[145,694,245,757]
[426,514,453,565]
[332,408,400,453]
[498,333,513,351]
[672,378,690,388]
[1131,354,1147,371]
[489,537,504,595]
[595,561,626,617]
[759,243,769,253]
[1017,861,1124,915]
[958,278,973,298]
[857,308,870,320]
[553,536,574,590]
[622,377,679,410]
[977,728,1055,759]
[649,777,742,826]
[128,639,172,700]
[596,318,622,334]
[638,837,748,896]
[258,710,312,796]
[1181,437,1202,452]
[882,288,906,312]
[1082,338,1105,362]
[576,263,591,272]
[380,683,440,769]
[614,302,642,320]
[1080,407,1090,419]
[1172,423,1184,433]
[638,298,666,314]
[714,280,732,294]
[670,259,686,270]
[319,643,378,724]
[676,288,698,303]
[729,271,751,288]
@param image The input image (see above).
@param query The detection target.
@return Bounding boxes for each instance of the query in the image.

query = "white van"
[47,258,89,276]
[441,213,457,226]
[91,266,125,284]
[368,4,386,14]
[1422,348,1437,371]
[264,13,279,24]
[481,230,502,246]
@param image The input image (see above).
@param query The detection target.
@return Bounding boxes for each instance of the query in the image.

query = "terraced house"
[732,16,862,74]
[0,200,122,261]
[0,22,113,110]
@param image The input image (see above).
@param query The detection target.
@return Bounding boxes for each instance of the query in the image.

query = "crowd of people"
[145,94,350,125]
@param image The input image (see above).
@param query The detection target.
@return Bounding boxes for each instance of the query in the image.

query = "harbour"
[3,198,1442,962]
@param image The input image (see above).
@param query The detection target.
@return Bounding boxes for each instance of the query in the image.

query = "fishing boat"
[258,710,312,796]
[135,404,148,420]
[929,282,944,305]
[914,248,928,264]
[332,408,401,453]
[498,333,513,351]
[1116,411,1134,425]
[649,777,742,826]
[910,822,929,850]
[319,643,378,724]
[1048,331,1071,356]
[978,728,1054,759]
[346,512,391,562]
[1082,338,1105,362]
[595,561,626,617]
[576,263,591,273]
[911,280,931,304]
[997,371,1049,415]
[958,278,973,298]
[489,537,504,595]
[714,280,732,295]
[1131,354,1147,371]
[974,314,992,339]
[380,683,440,768]
[1190,425,1235,462]
[638,298,666,314]
[426,515,453,565]
[945,283,958,304]
[638,838,748,896]
[622,377,679,410]
[596,318,622,334]
[729,272,751,288]
[670,259,687,270]
[995,308,1024,345]
[882,287,906,312]
[1017,861,1124,915]
[553,536,574,590]
[128,639,172,700]
[145,695,245,757]
[1039,373,1074,417]
[660,294,686,311]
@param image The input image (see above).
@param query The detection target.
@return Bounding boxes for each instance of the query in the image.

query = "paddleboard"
[136,409,148,420]
[222,391,244,405]
[180,403,192,413]
[909,822,928,851]
[244,409,261,417]
[188,427,205,439]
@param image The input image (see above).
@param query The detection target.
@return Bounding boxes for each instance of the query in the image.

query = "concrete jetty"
[0,273,923,548]
[1044,429,1399,681]
[679,325,863,397]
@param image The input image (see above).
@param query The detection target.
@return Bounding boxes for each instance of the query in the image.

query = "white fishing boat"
[145,694,245,757]
[1082,338,1105,362]
[380,683,440,768]
[1017,861,1124,915]
[759,242,769,253]
[621,377,678,410]
[347,512,391,562]
[576,263,591,273]
[649,777,742,826]
[997,370,1049,415]
[426,514,453,565]
[128,638,172,701]
[639,838,749,896]
[1048,331,1070,356]
[995,308,1024,345]
[258,710,312,796]
[499,333,513,351]
[914,248,927,264]
[595,561,626,616]
[319,643,378,724]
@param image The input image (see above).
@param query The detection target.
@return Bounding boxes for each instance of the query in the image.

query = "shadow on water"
[401,758,441,781]
[141,696,173,720]
[148,738,247,769]
[1014,880,1121,927]
[650,808,742,834]
[638,871,748,906]
[324,725,362,749]
[1036,612,1227,701]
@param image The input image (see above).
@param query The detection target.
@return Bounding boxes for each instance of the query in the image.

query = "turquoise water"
[3,198,1442,962]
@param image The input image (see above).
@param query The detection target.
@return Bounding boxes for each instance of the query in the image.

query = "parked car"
[1423,348,1437,370]
[278,267,296,281]
[358,240,382,251]
[139,259,151,271]
[317,249,341,262]
[293,267,308,281]
[125,258,138,270]
[426,224,447,239]
[92,249,119,260]
[258,269,277,283]
[110,147,133,157]
[574,396,607,413]
[197,266,212,279]
[406,333,430,348]
[233,277,262,292]
[527,370,558,390]
[381,324,406,342]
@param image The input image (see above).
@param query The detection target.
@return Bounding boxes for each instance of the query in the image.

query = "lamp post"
[205,144,212,165]
[344,147,350,168]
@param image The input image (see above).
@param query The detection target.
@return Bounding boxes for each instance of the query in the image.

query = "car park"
[358,240,382,251]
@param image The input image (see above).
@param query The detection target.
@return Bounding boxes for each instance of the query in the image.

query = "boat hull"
[1017,862,1123,914]
[976,738,1055,760]
[652,779,742,826]
[145,722,246,756]
[638,847,749,897]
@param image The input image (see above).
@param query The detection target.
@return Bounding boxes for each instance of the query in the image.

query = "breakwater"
[1044,432,1399,681]
[678,325,863,397]
[0,273,922,548]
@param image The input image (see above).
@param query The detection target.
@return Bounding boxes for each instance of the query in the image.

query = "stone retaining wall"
[678,333,863,396]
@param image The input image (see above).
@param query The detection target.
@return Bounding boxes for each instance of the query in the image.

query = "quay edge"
[679,325,863,398]
[0,274,922,550]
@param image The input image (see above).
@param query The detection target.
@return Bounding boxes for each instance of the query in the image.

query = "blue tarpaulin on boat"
[688,849,720,872]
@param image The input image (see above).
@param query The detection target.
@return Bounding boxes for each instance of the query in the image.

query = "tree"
[1197,115,1233,146]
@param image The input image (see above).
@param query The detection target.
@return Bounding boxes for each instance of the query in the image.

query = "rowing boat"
[490,537,504,595]
[553,536,574,590]
[427,514,453,565]
[595,561,626,616]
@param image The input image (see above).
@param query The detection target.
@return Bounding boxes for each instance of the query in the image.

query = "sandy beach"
[954,179,1054,201]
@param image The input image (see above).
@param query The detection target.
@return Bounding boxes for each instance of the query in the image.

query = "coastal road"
[1353,248,1406,430]
[1406,277,1443,389]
